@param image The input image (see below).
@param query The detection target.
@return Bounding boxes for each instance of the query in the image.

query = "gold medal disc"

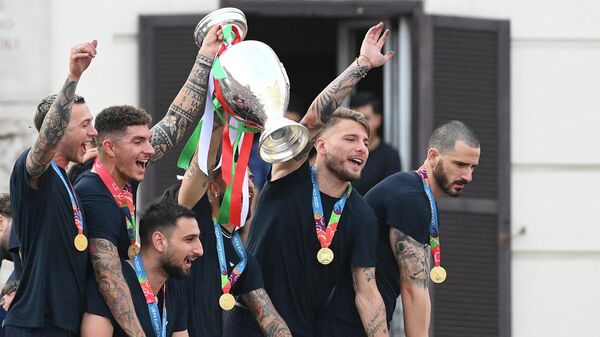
[430,266,447,284]
[219,293,236,311]
[74,234,88,251]
[317,247,334,265]
[128,243,141,259]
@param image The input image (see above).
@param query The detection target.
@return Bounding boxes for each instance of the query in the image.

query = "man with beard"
[74,25,223,337]
[319,120,480,337]
[5,40,98,337]
[223,22,394,337]
[81,202,203,337]
[159,122,291,337]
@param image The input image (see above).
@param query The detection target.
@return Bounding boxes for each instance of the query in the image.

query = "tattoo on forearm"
[390,228,429,288]
[26,79,77,177]
[363,268,376,283]
[365,303,387,337]
[150,55,212,163]
[306,62,366,128]
[243,289,292,337]
[90,239,145,337]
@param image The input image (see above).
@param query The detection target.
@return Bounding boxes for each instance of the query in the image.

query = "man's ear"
[427,147,440,166]
[101,139,117,158]
[152,231,168,253]
[315,137,327,155]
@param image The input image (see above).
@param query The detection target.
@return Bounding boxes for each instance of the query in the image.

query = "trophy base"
[259,122,309,163]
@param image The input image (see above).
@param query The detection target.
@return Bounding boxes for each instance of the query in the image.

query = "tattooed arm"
[271,22,393,181]
[178,119,224,208]
[242,288,292,337]
[149,25,224,163]
[353,267,389,337]
[389,228,431,337]
[26,40,97,188]
[90,238,146,337]
[81,313,114,337]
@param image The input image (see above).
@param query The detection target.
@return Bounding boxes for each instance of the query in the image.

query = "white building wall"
[425,0,600,336]
[2,0,598,334]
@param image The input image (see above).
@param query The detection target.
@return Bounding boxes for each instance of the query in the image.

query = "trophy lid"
[194,7,248,47]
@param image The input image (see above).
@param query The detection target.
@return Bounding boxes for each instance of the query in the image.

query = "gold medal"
[430,266,447,283]
[317,247,334,265]
[219,293,235,311]
[128,243,140,259]
[74,234,88,251]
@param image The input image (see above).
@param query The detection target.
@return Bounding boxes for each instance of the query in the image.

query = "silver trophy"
[217,41,309,163]
[194,8,308,163]
[194,7,248,47]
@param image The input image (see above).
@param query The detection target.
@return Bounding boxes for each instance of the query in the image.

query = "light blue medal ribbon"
[213,218,247,294]
[132,254,167,337]
[50,161,86,237]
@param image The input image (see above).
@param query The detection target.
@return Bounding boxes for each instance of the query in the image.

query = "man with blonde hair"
[224,22,393,337]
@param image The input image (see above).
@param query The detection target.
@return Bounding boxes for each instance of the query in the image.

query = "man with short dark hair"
[350,92,401,195]
[6,39,98,337]
[75,25,224,337]
[81,202,203,337]
[319,120,480,337]
[224,22,394,337]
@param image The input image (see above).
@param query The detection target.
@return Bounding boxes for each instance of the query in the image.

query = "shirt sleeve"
[232,253,264,295]
[85,274,113,319]
[350,202,379,268]
[78,187,123,246]
[384,192,430,244]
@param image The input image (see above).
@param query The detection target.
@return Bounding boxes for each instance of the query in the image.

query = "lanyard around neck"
[132,254,167,337]
[212,217,247,296]
[416,167,446,283]
[51,161,86,251]
[310,165,351,265]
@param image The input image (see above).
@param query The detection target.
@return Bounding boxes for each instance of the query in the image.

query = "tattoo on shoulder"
[390,228,429,288]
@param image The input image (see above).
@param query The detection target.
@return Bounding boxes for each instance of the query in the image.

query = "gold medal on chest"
[317,247,334,265]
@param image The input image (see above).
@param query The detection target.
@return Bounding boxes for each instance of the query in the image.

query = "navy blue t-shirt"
[316,171,432,336]
[6,149,89,333]
[160,186,264,337]
[186,194,263,337]
[85,259,188,337]
[75,171,139,260]
[235,161,379,337]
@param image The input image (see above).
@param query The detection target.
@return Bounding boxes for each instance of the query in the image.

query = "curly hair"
[34,94,86,131]
[94,105,152,142]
